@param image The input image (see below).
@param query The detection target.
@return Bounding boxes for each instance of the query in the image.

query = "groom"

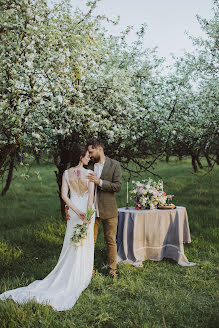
[87,138,122,278]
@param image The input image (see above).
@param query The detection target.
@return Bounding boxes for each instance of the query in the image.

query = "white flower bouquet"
[71,207,95,246]
[130,178,167,210]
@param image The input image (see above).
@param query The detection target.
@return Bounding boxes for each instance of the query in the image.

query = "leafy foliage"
[0,0,218,200]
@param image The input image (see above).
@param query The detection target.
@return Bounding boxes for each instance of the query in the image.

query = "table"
[117,207,196,267]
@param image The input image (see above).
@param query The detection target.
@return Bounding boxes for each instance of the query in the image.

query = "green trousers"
[94,216,118,271]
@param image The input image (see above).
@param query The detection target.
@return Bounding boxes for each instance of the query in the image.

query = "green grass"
[0,159,218,328]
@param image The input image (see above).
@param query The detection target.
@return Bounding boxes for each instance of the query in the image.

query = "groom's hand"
[88,172,100,185]
[65,206,70,221]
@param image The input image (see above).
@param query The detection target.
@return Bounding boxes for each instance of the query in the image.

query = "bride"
[0,145,95,311]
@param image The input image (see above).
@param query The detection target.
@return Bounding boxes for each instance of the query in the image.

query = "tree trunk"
[16,150,21,162]
[196,156,203,169]
[1,151,15,196]
[0,144,16,172]
[204,152,212,167]
[216,151,219,165]
[33,150,40,164]
[55,167,66,219]
[165,152,169,163]
[191,155,198,173]
[54,149,69,219]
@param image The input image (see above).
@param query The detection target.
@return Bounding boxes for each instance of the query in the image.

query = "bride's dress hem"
[0,275,92,311]
[0,169,95,312]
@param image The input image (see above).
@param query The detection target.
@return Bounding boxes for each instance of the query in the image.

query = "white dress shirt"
[94,161,105,186]
[94,160,105,217]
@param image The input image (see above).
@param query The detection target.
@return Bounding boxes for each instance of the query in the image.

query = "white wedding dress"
[0,168,95,311]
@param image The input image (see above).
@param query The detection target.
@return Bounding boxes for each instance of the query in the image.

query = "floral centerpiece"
[71,207,95,246]
[130,178,167,210]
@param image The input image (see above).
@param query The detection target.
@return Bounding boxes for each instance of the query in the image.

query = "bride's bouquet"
[130,178,167,210]
[71,207,95,246]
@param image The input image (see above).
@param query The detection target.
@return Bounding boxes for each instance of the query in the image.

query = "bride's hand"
[85,220,91,225]
[77,211,86,222]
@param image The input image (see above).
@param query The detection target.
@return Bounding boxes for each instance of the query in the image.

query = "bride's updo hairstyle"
[70,145,87,167]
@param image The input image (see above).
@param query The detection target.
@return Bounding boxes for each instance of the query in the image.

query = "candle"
[126,182,129,203]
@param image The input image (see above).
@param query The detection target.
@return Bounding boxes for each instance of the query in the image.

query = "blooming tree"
[0,0,162,210]
[0,0,217,213]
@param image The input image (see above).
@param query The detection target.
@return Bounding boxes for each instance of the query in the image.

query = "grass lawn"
[0,158,218,328]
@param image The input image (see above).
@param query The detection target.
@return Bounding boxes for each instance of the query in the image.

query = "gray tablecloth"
[117,207,196,267]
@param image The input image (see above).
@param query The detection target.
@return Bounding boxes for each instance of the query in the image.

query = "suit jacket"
[88,156,122,219]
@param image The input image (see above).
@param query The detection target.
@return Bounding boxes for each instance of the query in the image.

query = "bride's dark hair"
[70,145,87,167]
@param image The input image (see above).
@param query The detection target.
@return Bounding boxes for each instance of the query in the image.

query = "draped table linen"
[117,206,196,267]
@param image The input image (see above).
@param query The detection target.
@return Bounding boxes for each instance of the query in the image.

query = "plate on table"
[158,204,176,210]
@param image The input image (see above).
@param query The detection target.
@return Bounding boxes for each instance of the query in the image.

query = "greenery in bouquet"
[71,207,95,246]
[130,178,167,210]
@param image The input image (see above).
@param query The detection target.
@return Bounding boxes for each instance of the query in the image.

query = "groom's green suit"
[97,156,122,218]
[89,156,122,272]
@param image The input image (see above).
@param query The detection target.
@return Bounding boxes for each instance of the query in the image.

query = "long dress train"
[0,169,95,311]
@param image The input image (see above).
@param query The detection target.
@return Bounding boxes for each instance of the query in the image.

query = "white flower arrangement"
[130,178,167,210]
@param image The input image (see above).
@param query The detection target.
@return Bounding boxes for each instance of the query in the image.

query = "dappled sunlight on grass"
[0,219,66,280]
[0,161,218,327]
[0,240,23,265]
[34,221,66,245]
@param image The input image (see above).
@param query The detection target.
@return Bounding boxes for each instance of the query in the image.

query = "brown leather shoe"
[109,269,118,278]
